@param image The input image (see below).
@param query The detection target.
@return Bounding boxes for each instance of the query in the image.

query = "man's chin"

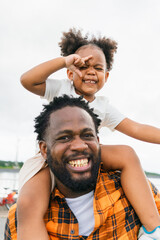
[70,171,92,182]
[47,149,101,193]
[66,160,92,178]
[64,176,97,193]
[55,167,97,193]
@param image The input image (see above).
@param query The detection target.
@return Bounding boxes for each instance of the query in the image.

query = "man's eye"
[57,136,70,141]
[83,133,94,139]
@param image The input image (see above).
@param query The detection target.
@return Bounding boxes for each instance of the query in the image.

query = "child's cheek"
[81,71,85,78]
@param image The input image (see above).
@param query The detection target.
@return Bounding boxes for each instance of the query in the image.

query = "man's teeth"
[68,159,88,167]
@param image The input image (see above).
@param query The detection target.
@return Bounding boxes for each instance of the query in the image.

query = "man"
[5,95,160,239]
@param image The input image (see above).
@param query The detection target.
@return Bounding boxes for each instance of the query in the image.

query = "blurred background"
[0,0,160,174]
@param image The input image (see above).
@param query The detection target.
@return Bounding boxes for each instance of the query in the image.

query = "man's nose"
[70,137,88,151]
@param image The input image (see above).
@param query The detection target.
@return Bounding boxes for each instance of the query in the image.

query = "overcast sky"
[1,0,160,173]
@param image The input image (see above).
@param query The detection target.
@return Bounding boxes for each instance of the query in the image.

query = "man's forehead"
[49,106,95,131]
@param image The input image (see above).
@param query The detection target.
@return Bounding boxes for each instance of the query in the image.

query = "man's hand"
[64,54,92,77]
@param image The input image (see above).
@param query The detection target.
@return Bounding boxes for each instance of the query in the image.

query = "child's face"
[67,46,109,102]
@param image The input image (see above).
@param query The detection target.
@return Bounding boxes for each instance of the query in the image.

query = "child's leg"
[17,167,51,240]
[101,145,160,232]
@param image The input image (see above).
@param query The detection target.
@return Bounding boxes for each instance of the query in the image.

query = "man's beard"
[47,150,101,193]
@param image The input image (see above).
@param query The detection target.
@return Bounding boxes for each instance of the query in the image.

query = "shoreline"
[145,173,160,179]
[0,168,20,173]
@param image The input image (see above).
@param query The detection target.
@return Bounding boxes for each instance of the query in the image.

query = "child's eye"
[79,66,88,70]
[95,67,103,71]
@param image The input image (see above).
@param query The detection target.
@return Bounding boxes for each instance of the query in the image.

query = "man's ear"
[105,71,109,83]
[67,69,73,81]
[39,141,47,160]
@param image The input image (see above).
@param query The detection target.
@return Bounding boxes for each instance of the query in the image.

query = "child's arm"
[101,145,160,232]
[17,167,51,240]
[20,57,66,96]
[115,117,160,144]
[20,54,92,96]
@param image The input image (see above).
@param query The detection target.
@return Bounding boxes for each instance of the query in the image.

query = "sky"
[0,0,160,173]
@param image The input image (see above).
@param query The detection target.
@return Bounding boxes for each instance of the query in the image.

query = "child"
[17,28,160,240]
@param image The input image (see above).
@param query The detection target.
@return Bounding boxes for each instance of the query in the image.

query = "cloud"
[0,0,160,173]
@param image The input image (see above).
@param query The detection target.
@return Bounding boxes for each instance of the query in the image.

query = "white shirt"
[42,78,125,131]
[65,191,94,236]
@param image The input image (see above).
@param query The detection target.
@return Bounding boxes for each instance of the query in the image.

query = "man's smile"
[68,158,88,167]
[67,158,92,172]
[65,152,92,172]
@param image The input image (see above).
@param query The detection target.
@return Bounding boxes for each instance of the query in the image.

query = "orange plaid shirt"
[5,166,160,240]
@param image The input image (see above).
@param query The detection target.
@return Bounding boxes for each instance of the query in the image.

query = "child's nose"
[86,67,95,75]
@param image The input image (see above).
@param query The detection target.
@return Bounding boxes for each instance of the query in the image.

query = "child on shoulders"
[17,28,160,240]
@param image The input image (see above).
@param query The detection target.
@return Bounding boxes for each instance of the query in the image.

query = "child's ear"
[67,69,73,81]
[105,71,109,83]
[39,141,47,160]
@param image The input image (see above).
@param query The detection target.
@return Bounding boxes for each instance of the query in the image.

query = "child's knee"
[121,145,141,165]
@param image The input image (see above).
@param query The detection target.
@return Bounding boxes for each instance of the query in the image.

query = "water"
[0,169,160,192]
[0,169,19,191]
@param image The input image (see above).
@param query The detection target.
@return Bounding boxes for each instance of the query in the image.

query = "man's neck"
[55,178,94,198]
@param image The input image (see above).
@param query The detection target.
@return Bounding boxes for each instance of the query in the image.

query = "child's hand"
[64,54,92,77]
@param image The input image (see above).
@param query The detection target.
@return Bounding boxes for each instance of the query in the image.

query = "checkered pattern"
[4,166,160,240]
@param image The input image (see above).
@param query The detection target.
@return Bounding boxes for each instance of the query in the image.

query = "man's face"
[42,106,100,195]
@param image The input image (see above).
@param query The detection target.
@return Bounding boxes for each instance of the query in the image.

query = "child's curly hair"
[59,28,118,71]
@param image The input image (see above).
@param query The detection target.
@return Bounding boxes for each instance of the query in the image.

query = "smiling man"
[5,95,160,239]
[41,104,100,199]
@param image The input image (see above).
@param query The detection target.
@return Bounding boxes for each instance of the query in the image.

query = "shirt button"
[70,229,75,234]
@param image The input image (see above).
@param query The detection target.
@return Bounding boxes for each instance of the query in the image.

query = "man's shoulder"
[148,181,160,212]
[100,165,121,178]
[98,166,122,191]
[4,203,17,240]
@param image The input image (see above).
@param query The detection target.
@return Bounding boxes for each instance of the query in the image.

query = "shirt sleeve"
[103,102,126,131]
[91,96,126,131]
[42,78,63,102]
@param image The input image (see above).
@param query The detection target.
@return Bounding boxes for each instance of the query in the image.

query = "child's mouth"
[83,80,97,84]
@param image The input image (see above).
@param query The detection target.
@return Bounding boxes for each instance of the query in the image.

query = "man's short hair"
[34,94,101,141]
